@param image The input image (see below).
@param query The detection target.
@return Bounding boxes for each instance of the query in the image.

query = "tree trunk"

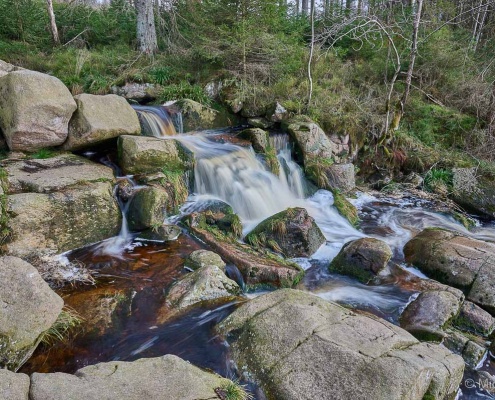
[46,0,60,45]
[489,80,495,137]
[136,0,158,54]
[302,0,309,16]
[307,0,316,111]
[391,0,423,131]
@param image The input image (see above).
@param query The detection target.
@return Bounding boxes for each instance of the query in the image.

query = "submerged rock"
[0,70,76,152]
[185,249,226,271]
[218,289,464,400]
[117,135,193,175]
[0,256,64,371]
[166,265,241,311]
[30,354,242,400]
[245,207,325,258]
[63,94,140,151]
[399,289,464,342]
[404,228,495,315]
[329,237,392,283]
[0,369,30,400]
[136,224,181,242]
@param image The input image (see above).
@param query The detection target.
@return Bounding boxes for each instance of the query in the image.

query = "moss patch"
[332,190,359,227]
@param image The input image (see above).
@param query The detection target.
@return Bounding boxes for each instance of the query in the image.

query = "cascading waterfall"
[132,105,178,137]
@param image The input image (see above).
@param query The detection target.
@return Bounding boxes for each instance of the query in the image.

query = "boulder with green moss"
[0,256,63,371]
[117,135,193,175]
[399,289,464,342]
[0,70,77,152]
[30,355,247,400]
[404,228,495,315]
[454,301,495,336]
[443,330,487,367]
[329,237,392,282]
[246,207,325,258]
[218,289,464,400]
[63,94,140,151]
[187,212,303,289]
[126,185,169,231]
[238,128,269,153]
[331,190,359,226]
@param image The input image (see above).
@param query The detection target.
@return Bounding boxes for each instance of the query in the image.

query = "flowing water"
[21,107,495,399]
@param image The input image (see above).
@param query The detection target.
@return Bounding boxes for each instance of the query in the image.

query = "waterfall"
[132,105,178,137]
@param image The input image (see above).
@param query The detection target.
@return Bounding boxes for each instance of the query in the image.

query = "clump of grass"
[305,157,334,189]
[215,379,254,400]
[30,148,56,159]
[424,168,453,195]
[40,307,83,347]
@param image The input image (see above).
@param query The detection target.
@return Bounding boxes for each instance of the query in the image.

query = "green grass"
[29,148,57,159]
[40,307,83,346]
[424,168,453,193]
[216,380,254,400]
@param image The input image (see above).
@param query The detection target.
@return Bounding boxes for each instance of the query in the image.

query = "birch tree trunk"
[136,0,158,54]
[489,80,495,137]
[390,0,424,131]
[46,0,60,46]
[307,0,315,111]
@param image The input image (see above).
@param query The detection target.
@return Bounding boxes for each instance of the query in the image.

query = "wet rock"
[111,83,160,102]
[245,207,325,258]
[63,94,140,151]
[265,101,287,122]
[6,182,121,259]
[238,128,269,153]
[0,256,64,371]
[116,178,134,202]
[30,354,241,400]
[320,163,356,192]
[127,185,169,231]
[136,224,181,242]
[455,301,495,336]
[404,228,495,315]
[399,290,463,342]
[186,203,242,238]
[166,265,241,310]
[247,117,273,129]
[0,369,30,399]
[329,237,392,283]
[5,154,115,194]
[167,99,224,132]
[218,289,464,400]
[452,167,495,218]
[185,249,226,271]
[117,135,193,175]
[0,70,76,152]
[188,217,303,289]
[284,116,340,162]
[443,330,487,367]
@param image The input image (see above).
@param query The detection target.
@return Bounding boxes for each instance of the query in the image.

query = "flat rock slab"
[30,355,234,400]
[404,228,495,315]
[218,289,464,400]
[0,256,63,371]
[4,154,115,194]
[0,369,30,400]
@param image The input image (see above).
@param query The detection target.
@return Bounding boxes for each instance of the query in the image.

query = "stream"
[19,106,495,399]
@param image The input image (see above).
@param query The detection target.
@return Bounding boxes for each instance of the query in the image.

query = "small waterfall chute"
[132,105,178,137]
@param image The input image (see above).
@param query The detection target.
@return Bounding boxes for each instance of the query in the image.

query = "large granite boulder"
[238,128,269,153]
[399,289,464,341]
[218,289,464,400]
[63,94,140,151]
[117,135,193,175]
[246,207,325,258]
[126,185,169,231]
[404,228,495,315]
[452,167,495,218]
[166,265,241,310]
[329,237,392,283]
[0,256,64,371]
[4,154,120,259]
[0,70,76,151]
[30,355,246,400]
[0,369,30,400]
